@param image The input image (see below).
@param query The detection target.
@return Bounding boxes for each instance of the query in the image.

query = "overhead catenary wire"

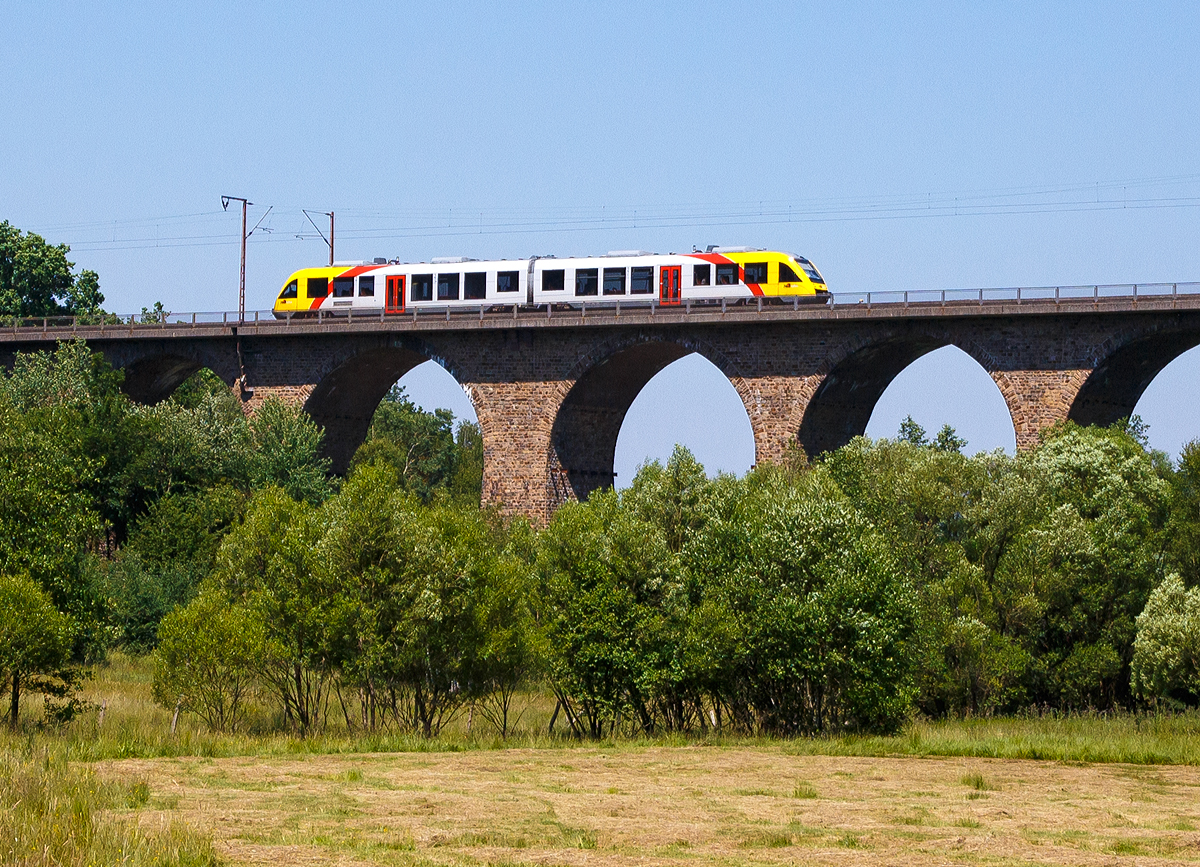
[27,172,1200,253]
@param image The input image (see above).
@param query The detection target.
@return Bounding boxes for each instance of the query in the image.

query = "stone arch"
[796,329,1017,456]
[1069,324,1200,428]
[113,348,237,405]
[301,336,473,474]
[548,332,745,506]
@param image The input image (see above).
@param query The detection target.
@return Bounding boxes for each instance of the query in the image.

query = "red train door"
[659,266,681,305]
[386,275,405,313]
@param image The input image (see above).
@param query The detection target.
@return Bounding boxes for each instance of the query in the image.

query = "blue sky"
[3,1,1198,477]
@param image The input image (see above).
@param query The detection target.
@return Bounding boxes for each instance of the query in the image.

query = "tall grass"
[0,742,218,866]
[10,653,1200,766]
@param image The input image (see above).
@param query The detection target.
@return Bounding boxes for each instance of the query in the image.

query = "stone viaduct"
[2,292,1198,523]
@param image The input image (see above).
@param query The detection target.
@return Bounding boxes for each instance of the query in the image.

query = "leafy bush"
[1131,574,1200,705]
[153,587,265,731]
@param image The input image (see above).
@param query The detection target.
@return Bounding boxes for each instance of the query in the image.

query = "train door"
[659,266,681,305]
[386,275,405,313]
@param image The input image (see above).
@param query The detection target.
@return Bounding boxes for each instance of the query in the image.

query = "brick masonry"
[4,306,1197,523]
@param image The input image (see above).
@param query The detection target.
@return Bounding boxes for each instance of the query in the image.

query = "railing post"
[1055,286,1060,304]
[941,289,945,305]
[1017,287,1022,305]
[903,291,908,309]
[512,303,517,320]
[721,298,726,315]
[191,312,196,327]
[616,299,621,317]
[978,288,982,306]
[1094,285,1098,304]
[255,310,259,323]
[223,311,228,324]
[756,297,762,313]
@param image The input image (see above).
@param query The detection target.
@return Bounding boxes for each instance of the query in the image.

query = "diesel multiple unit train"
[272,247,826,317]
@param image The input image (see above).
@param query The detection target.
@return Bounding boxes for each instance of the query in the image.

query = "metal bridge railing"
[3,282,1198,332]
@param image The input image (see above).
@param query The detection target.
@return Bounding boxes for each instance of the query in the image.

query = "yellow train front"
[273,249,827,317]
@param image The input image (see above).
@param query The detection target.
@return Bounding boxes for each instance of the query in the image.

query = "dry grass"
[1,744,217,866]
[96,746,1200,866]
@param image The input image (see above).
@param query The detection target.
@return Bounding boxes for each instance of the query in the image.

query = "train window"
[542,269,565,291]
[307,276,329,298]
[802,263,825,284]
[358,275,375,296]
[411,274,433,302]
[280,280,298,299]
[630,266,654,293]
[437,273,460,300]
[716,264,738,285]
[333,277,354,298]
[693,264,711,286]
[575,268,598,296]
[464,272,486,299]
[744,262,768,284]
[603,267,626,295]
[779,262,801,283]
[497,270,520,292]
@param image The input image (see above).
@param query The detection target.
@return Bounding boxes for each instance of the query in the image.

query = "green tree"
[536,489,685,737]
[0,375,102,626]
[0,574,74,729]
[0,220,103,317]
[1166,440,1200,585]
[351,385,483,504]
[933,424,967,453]
[316,463,502,735]
[1131,574,1200,706]
[212,487,334,734]
[897,415,928,446]
[152,587,265,731]
[103,485,247,649]
[687,470,919,734]
[248,397,332,504]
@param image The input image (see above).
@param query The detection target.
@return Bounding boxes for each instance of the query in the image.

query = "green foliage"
[0,220,104,317]
[0,574,75,728]
[352,385,482,505]
[316,464,509,735]
[536,489,682,736]
[168,367,232,410]
[1166,441,1200,585]
[102,485,247,650]
[212,487,332,733]
[687,470,919,734]
[248,396,333,504]
[153,587,265,731]
[0,362,102,624]
[1131,574,1200,705]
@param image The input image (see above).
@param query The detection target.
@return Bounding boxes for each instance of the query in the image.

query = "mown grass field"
[7,654,1200,865]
